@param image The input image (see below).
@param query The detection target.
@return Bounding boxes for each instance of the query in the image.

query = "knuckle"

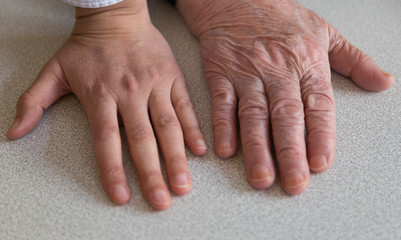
[305,93,335,112]
[92,121,119,140]
[308,125,336,140]
[103,166,125,182]
[17,91,35,107]
[144,171,163,184]
[211,88,236,107]
[343,42,364,66]
[354,50,371,68]
[141,66,161,83]
[329,32,347,56]
[168,153,187,166]
[238,97,268,121]
[126,126,154,142]
[267,78,299,96]
[174,97,194,112]
[121,73,139,95]
[212,116,234,130]
[301,69,331,91]
[276,146,304,162]
[330,40,368,75]
[302,44,327,64]
[155,115,180,129]
[88,82,109,99]
[270,98,304,124]
[242,135,267,153]
[182,124,201,135]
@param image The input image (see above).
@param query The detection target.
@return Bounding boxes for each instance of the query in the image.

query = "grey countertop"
[1,0,400,239]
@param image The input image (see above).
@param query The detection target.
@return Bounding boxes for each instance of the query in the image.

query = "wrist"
[72,0,151,37]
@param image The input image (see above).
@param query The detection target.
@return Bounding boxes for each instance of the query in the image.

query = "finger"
[301,61,336,173]
[6,60,70,140]
[206,74,238,158]
[237,80,275,189]
[149,87,192,195]
[171,76,207,156]
[119,99,171,210]
[267,77,310,195]
[328,25,395,91]
[85,97,130,205]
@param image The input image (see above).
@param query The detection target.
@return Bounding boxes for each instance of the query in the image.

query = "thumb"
[328,24,395,92]
[6,60,70,140]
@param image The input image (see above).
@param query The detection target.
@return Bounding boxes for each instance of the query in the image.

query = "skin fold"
[177,0,394,194]
[7,0,394,210]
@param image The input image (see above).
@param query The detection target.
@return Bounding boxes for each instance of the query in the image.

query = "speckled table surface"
[1,0,400,239]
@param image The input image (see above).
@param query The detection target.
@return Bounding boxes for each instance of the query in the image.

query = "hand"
[6,0,207,210]
[177,0,394,194]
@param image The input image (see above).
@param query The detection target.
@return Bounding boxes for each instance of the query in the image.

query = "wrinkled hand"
[178,0,394,194]
[6,0,206,210]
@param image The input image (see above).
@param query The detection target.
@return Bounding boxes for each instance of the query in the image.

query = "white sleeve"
[62,0,124,8]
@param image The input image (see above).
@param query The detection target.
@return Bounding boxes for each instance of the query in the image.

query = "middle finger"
[267,76,310,195]
[237,78,275,189]
[119,98,171,210]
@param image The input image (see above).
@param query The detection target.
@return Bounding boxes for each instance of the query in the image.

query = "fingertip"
[309,154,329,173]
[329,27,395,92]
[110,184,131,205]
[248,164,275,189]
[6,118,21,140]
[149,189,172,211]
[215,139,237,158]
[282,170,309,195]
[6,115,39,140]
[378,69,395,90]
[170,173,192,196]
[186,138,208,156]
[351,59,395,92]
[193,139,208,156]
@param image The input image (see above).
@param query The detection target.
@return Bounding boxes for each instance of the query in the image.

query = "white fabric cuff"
[62,0,124,8]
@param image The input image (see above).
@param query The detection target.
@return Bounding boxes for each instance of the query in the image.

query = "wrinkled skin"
[6,0,207,210]
[177,0,394,194]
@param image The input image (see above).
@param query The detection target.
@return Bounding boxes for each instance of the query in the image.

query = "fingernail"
[111,185,129,203]
[310,154,327,172]
[9,118,20,130]
[251,165,272,183]
[150,189,169,205]
[218,141,232,157]
[173,173,189,188]
[196,139,207,151]
[381,69,395,79]
[284,170,306,189]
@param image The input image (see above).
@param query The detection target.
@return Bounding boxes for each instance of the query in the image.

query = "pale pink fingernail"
[309,154,327,172]
[150,189,169,205]
[111,185,130,204]
[9,118,20,130]
[173,173,189,188]
[196,139,207,151]
[284,170,307,189]
[381,69,395,79]
[251,165,272,183]
[218,141,232,157]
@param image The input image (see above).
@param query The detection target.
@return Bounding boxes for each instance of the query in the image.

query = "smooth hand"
[178,0,394,194]
[6,0,207,210]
